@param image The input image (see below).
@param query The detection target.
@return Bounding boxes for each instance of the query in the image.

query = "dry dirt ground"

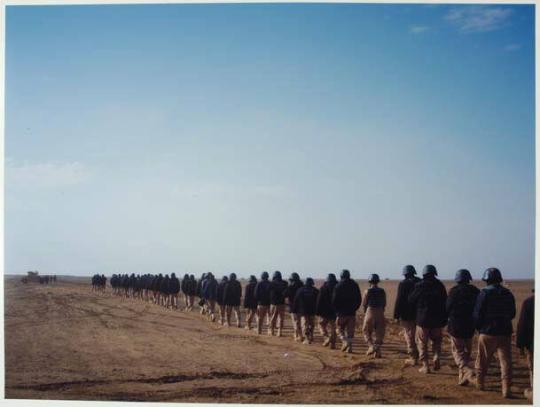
[4,276,534,404]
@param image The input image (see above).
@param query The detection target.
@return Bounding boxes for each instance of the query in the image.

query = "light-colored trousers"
[225,305,241,326]
[291,313,302,339]
[257,305,270,333]
[337,315,356,340]
[319,317,337,346]
[475,334,512,382]
[301,315,315,342]
[416,327,442,362]
[363,307,386,349]
[450,336,473,369]
[270,304,286,333]
[245,308,257,328]
[401,320,418,358]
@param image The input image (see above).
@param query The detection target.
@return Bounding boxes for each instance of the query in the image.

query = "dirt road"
[4,277,533,403]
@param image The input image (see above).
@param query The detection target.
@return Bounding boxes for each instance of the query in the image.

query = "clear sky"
[5,3,535,279]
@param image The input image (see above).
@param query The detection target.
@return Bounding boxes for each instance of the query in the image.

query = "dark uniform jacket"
[473,284,516,336]
[364,286,386,312]
[270,278,288,305]
[294,286,320,316]
[224,280,242,307]
[446,283,480,338]
[202,278,218,301]
[516,295,534,352]
[243,281,258,309]
[285,280,304,313]
[181,277,189,295]
[393,276,421,321]
[408,277,448,328]
[160,277,170,295]
[217,280,228,305]
[316,281,337,320]
[169,276,180,294]
[254,280,271,306]
[187,278,197,296]
[332,277,361,317]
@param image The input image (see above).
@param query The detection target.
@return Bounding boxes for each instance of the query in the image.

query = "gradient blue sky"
[5,3,535,279]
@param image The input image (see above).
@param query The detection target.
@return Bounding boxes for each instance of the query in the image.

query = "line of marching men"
[99,266,534,401]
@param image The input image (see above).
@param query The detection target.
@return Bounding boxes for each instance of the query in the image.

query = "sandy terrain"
[4,276,534,404]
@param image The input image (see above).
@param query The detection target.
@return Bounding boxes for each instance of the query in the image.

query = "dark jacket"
[169,276,181,294]
[217,280,228,305]
[285,280,304,313]
[196,278,204,297]
[243,280,258,309]
[446,283,480,338]
[473,284,516,336]
[363,286,386,312]
[202,278,218,301]
[160,277,170,295]
[408,276,448,328]
[516,295,534,352]
[270,278,288,305]
[294,286,320,316]
[181,277,189,294]
[187,278,197,296]
[254,280,271,306]
[332,277,361,317]
[316,280,337,320]
[393,276,421,321]
[224,279,242,307]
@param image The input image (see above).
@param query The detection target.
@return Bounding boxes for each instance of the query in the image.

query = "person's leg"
[401,320,418,364]
[431,328,443,371]
[374,309,385,358]
[257,306,264,334]
[363,310,374,355]
[319,317,330,346]
[416,327,430,373]
[497,335,513,398]
[329,319,337,349]
[234,306,241,327]
[269,305,277,335]
[277,305,285,336]
[475,334,496,390]
[345,316,355,353]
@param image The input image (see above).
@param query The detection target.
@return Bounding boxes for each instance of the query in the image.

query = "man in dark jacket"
[254,271,271,334]
[294,278,319,344]
[202,273,218,322]
[361,274,386,358]
[408,265,447,374]
[197,273,207,314]
[332,269,361,353]
[217,276,229,324]
[473,268,516,398]
[160,275,171,307]
[186,274,197,310]
[516,290,534,401]
[269,271,288,336]
[394,265,421,365]
[224,273,242,327]
[169,273,181,309]
[446,269,480,385]
[285,273,304,341]
[181,274,190,308]
[243,275,258,330]
[316,273,338,349]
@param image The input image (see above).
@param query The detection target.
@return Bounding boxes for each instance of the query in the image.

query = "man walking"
[316,273,338,349]
[294,278,319,344]
[243,275,258,330]
[473,268,516,398]
[394,265,421,365]
[362,274,386,358]
[224,273,242,327]
[254,271,272,334]
[269,271,288,336]
[446,269,479,385]
[516,289,534,401]
[408,265,447,373]
[332,269,361,353]
[285,273,304,341]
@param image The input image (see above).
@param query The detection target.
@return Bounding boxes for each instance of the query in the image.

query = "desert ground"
[4,275,534,404]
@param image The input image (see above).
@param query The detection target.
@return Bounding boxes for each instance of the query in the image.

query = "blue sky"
[5,4,535,279]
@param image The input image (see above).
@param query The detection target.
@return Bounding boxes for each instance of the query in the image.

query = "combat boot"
[502,380,512,399]
[322,337,330,347]
[366,346,375,356]
[418,361,430,374]
[524,388,533,401]
[341,341,348,352]
[433,357,441,371]
[403,357,418,367]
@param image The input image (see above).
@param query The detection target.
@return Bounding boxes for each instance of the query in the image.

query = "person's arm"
[408,284,421,305]
[382,290,386,311]
[393,282,403,320]
[361,290,368,313]
[516,298,528,349]
[509,292,516,320]
[473,290,486,329]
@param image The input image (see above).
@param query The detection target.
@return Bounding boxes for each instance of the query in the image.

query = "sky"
[5,3,535,279]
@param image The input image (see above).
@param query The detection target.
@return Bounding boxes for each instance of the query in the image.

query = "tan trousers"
[301,315,315,343]
[475,334,512,382]
[206,299,216,321]
[401,320,418,359]
[187,295,194,309]
[257,305,270,333]
[337,315,356,345]
[291,313,302,339]
[526,349,533,388]
[269,304,286,335]
[363,307,386,350]
[318,317,337,347]
[225,305,241,327]
[219,304,226,324]
[416,327,442,362]
[450,336,473,369]
[245,308,256,329]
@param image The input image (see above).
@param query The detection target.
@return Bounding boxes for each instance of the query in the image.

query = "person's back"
[473,268,516,398]
[447,282,480,338]
[244,277,258,309]
[394,275,421,321]
[294,285,319,316]
[217,277,228,305]
[224,277,242,306]
[170,274,180,294]
[316,279,337,320]
[362,275,386,358]
[255,277,271,306]
[270,276,288,305]
[332,274,361,317]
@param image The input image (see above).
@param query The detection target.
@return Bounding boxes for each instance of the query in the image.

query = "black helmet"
[368,274,380,283]
[221,276,228,282]
[261,271,269,280]
[229,273,237,280]
[402,265,416,276]
[482,268,503,284]
[289,272,300,281]
[326,273,337,283]
[249,275,257,283]
[273,270,282,280]
[455,269,472,283]
[305,277,314,287]
[422,265,437,276]
[340,269,351,279]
